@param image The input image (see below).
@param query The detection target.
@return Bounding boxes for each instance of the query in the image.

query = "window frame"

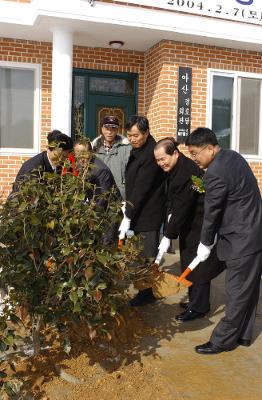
[207,68,262,161]
[0,61,41,155]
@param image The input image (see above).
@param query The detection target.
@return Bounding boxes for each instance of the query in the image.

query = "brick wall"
[1,36,262,196]
[145,41,177,139]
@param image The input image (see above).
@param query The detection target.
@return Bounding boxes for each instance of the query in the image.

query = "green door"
[88,94,134,139]
[72,70,137,140]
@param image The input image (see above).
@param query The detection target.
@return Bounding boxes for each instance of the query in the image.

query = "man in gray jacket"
[92,116,131,199]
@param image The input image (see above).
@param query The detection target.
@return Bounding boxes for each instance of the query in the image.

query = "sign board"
[115,1,262,26]
[176,67,192,143]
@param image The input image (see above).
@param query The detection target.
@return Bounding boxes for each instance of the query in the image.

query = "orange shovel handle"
[118,239,124,250]
[176,267,193,287]
[177,267,192,282]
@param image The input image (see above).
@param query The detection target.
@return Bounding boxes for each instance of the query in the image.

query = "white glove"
[118,215,131,240]
[121,201,126,216]
[197,242,211,262]
[158,236,171,255]
[167,213,172,222]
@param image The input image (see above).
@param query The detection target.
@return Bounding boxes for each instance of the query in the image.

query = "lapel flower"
[191,175,205,193]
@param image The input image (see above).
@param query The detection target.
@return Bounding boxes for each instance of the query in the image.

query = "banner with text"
[176,67,192,143]
[116,1,262,26]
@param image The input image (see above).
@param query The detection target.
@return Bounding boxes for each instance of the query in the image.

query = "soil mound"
[3,307,175,400]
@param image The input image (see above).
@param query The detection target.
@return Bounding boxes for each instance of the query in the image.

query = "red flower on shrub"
[62,153,79,176]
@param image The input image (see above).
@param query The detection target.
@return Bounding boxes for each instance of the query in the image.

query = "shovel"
[150,254,202,299]
[118,237,202,298]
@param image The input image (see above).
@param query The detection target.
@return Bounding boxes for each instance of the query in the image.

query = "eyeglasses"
[190,145,208,160]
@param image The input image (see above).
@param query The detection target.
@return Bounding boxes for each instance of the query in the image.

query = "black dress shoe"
[238,339,251,347]
[175,309,206,322]
[130,288,157,307]
[195,341,227,355]
[179,302,189,309]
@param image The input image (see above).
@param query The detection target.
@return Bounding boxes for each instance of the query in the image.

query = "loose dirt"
[3,308,177,400]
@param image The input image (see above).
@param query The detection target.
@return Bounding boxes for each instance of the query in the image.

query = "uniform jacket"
[86,157,120,245]
[164,153,225,284]
[64,154,121,209]
[11,151,54,193]
[125,134,166,232]
[92,134,131,199]
[201,149,262,261]
[86,156,121,209]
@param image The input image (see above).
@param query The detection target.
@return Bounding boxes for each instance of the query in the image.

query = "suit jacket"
[201,149,262,261]
[164,153,225,283]
[125,134,166,232]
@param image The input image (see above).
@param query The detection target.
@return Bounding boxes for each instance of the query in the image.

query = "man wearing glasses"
[186,127,262,354]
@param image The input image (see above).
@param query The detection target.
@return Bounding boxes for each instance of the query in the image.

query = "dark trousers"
[103,222,119,245]
[188,282,211,314]
[134,230,160,259]
[211,250,262,350]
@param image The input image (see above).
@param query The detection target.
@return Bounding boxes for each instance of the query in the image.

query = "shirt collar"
[47,151,57,171]
[103,140,113,154]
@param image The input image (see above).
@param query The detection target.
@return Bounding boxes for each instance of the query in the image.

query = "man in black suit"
[12,130,73,193]
[119,115,166,306]
[186,127,262,354]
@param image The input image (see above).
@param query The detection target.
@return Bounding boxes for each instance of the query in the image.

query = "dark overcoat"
[164,153,225,284]
[125,134,166,232]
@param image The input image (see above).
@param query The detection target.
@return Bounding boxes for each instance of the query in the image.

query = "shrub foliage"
[0,161,152,394]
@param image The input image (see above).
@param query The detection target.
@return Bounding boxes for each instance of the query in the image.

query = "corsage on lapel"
[191,175,205,193]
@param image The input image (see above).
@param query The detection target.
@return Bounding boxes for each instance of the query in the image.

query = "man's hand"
[158,236,171,255]
[118,215,131,240]
[197,242,212,262]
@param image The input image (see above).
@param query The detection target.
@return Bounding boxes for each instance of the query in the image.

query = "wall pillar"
[51,27,73,135]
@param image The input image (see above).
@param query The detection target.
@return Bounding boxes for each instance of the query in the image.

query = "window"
[0,62,41,154]
[208,70,262,159]
[89,77,134,95]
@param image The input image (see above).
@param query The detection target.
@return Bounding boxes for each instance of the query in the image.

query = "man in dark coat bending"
[186,127,262,354]
[119,115,166,306]
[154,137,225,321]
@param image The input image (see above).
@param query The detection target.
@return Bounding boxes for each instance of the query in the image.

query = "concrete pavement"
[136,249,262,400]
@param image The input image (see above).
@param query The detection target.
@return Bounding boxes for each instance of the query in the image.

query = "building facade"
[1,0,262,196]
